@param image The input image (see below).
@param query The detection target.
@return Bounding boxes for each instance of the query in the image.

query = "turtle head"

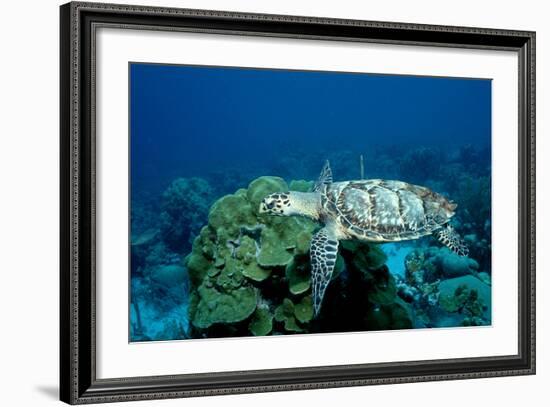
[259,191,321,220]
[259,192,292,216]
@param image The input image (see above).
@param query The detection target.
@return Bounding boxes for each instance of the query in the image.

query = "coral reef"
[184,176,412,337]
[130,142,492,339]
[274,298,305,332]
[438,275,491,323]
[193,285,257,329]
[249,306,273,336]
[405,247,479,282]
[398,147,442,183]
[129,178,212,341]
[454,176,491,272]
[396,246,491,328]
[130,272,190,341]
[364,298,414,331]
[159,177,215,252]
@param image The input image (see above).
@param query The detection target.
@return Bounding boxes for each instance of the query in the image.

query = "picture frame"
[60,1,536,404]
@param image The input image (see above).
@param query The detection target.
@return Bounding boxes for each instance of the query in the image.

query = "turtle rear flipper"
[310,226,339,316]
[435,225,469,256]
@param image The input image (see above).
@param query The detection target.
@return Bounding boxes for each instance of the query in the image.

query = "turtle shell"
[321,180,456,242]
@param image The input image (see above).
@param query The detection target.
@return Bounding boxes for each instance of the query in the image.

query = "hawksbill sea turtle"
[259,160,469,316]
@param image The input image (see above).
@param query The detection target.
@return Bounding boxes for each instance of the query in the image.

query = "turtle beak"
[259,202,267,214]
[259,199,269,214]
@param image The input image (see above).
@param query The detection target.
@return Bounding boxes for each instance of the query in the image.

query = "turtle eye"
[266,201,276,210]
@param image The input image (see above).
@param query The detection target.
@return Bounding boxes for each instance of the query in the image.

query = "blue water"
[129,63,492,341]
[131,63,490,194]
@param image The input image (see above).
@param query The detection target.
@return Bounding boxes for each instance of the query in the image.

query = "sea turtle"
[259,160,469,316]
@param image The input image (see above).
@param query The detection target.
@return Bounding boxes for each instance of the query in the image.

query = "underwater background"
[130,63,492,342]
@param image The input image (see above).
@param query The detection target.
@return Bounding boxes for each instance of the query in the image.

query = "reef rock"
[438,275,491,321]
[405,246,478,283]
[436,248,479,277]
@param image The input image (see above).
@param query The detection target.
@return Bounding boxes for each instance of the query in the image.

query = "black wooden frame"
[60,1,536,404]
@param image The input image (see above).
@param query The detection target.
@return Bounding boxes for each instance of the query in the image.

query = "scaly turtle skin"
[259,160,468,316]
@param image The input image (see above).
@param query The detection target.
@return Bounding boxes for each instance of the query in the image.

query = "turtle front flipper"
[310,227,339,316]
[435,224,469,256]
[314,160,333,192]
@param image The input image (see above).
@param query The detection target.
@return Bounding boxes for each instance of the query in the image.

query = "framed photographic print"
[60,1,536,404]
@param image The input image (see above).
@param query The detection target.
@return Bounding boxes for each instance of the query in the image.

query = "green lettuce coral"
[294,296,314,323]
[185,176,319,334]
[193,285,257,329]
[190,257,258,329]
[249,306,273,336]
[273,297,314,332]
[274,298,303,332]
